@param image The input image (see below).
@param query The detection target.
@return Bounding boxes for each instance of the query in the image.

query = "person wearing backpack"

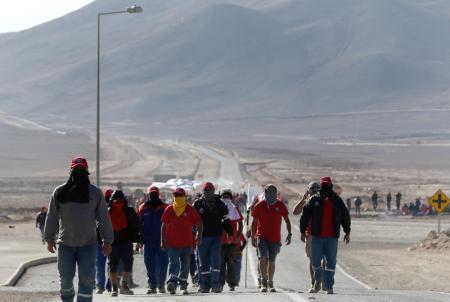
[108,190,143,297]
[193,182,232,293]
[44,157,114,302]
[138,186,169,294]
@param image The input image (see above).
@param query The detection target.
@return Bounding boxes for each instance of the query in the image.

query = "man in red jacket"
[162,188,203,295]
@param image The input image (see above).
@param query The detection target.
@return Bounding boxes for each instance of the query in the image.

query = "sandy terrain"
[0,221,49,284]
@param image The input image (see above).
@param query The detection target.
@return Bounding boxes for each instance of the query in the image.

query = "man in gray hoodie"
[44,157,114,302]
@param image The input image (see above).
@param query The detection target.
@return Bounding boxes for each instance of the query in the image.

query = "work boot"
[120,281,134,295]
[96,287,105,294]
[111,285,118,297]
[260,279,268,293]
[212,286,223,293]
[167,282,177,295]
[268,280,276,292]
[198,287,210,293]
[308,281,321,293]
[128,275,139,288]
[158,286,166,294]
[229,286,235,291]
[146,288,157,294]
[326,288,334,295]
[181,287,189,295]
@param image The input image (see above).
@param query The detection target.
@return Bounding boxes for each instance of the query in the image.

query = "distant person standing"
[396,192,402,211]
[354,197,362,217]
[346,198,351,212]
[36,206,47,244]
[251,184,292,292]
[371,191,378,211]
[162,188,203,295]
[108,190,142,297]
[300,177,351,295]
[194,182,231,293]
[44,157,113,302]
[386,193,392,211]
[138,186,169,294]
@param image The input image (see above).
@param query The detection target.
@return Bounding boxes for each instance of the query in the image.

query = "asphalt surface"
[12,146,450,301]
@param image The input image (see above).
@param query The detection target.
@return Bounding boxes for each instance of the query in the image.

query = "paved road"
[14,145,450,301]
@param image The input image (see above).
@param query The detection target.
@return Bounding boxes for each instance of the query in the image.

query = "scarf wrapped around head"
[173,188,187,217]
[173,196,187,217]
[56,168,90,204]
[264,184,278,205]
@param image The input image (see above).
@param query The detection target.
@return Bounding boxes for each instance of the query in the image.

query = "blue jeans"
[95,243,107,290]
[235,254,242,285]
[167,247,192,289]
[311,236,338,289]
[144,243,168,289]
[58,244,97,302]
[197,236,221,290]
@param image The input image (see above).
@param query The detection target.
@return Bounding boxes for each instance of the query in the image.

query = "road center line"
[247,236,309,302]
[292,224,372,290]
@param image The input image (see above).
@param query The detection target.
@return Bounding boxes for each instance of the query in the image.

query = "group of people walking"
[43,157,351,301]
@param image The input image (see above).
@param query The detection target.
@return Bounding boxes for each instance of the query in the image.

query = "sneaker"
[96,287,105,294]
[268,280,276,292]
[120,282,134,295]
[260,279,268,293]
[146,288,157,294]
[181,288,189,295]
[158,287,166,294]
[326,288,334,295]
[167,282,177,295]
[111,286,118,297]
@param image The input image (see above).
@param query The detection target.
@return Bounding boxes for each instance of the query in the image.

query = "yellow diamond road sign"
[428,189,450,213]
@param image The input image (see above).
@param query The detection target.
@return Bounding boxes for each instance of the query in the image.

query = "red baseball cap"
[104,188,114,200]
[148,186,159,194]
[320,176,332,185]
[202,182,215,191]
[174,188,186,197]
[71,157,88,170]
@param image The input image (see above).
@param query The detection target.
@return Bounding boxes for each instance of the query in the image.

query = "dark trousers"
[144,243,168,289]
[220,244,237,287]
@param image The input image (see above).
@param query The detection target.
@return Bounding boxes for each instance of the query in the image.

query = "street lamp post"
[96,5,143,187]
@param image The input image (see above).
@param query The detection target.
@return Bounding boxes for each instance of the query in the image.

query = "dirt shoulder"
[0,221,49,284]
[339,241,450,292]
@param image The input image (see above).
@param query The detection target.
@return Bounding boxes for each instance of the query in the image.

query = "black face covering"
[147,192,163,207]
[320,183,334,197]
[56,168,90,204]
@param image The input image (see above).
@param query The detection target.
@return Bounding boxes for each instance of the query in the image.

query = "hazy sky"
[0,0,95,33]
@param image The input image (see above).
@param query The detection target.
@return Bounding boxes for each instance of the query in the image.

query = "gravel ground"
[0,290,58,302]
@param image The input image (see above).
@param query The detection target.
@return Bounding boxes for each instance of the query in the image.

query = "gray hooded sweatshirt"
[44,183,114,247]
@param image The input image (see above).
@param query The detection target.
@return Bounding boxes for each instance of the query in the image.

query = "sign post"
[427,189,449,233]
